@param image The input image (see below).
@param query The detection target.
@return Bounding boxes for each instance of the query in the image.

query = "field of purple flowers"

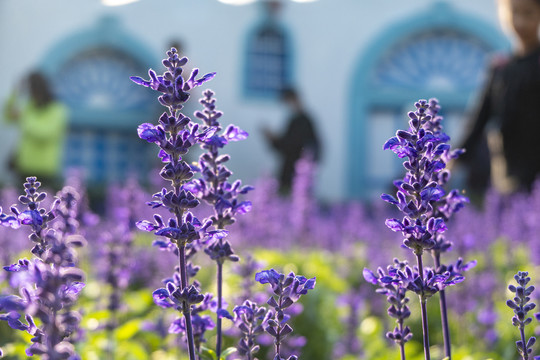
[1,49,539,360]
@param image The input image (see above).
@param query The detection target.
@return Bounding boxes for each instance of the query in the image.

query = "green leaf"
[117,340,148,360]
[199,346,217,360]
[116,319,141,340]
[220,347,237,359]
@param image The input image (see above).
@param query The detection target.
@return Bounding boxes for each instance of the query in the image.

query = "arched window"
[347,2,508,199]
[244,3,292,99]
[40,17,159,184]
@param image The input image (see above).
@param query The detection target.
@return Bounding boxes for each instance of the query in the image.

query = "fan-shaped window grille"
[51,46,157,184]
[372,30,491,91]
[55,47,153,112]
[348,24,505,199]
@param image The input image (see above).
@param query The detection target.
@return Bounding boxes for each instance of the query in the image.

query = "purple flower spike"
[132,47,223,360]
[1,181,86,358]
[364,260,413,351]
[507,271,538,359]
[376,99,471,360]
[256,268,315,360]
[382,99,467,256]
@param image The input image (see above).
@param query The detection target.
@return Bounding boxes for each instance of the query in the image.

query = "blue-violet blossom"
[255,269,316,360]
[132,47,216,360]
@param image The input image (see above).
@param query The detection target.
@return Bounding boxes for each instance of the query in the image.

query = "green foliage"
[199,346,236,360]
[1,236,538,359]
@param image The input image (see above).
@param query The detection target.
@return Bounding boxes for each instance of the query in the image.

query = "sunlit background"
[3,2,540,360]
[0,0,509,202]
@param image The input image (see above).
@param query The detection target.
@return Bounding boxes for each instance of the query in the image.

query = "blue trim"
[347,1,510,199]
[35,15,160,184]
[38,15,160,128]
[241,4,295,101]
[40,16,158,76]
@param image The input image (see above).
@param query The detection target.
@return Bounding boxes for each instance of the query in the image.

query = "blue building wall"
[0,0,508,201]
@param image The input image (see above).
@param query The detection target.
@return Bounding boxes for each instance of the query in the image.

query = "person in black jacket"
[263,87,321,194]
[459,0,540,195]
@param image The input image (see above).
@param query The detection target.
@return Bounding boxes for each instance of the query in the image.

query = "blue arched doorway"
[39,16,160,184]
[347,2,509,199]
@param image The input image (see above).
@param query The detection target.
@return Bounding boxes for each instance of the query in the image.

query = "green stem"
[216,261,223,359]
[179,244,196,360]
[519,326,529,360]
[434,253,451,359]
[398,319,406,360]
[416,253,431,360]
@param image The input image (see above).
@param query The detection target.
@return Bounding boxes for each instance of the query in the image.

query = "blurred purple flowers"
[0,179,86,359]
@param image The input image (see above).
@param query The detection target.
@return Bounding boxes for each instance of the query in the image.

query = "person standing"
[6,71,68,188]
[263,87,321,194]
[458,0,540,196]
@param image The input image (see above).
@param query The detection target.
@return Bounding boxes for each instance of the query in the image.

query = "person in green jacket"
[6,71,68,188]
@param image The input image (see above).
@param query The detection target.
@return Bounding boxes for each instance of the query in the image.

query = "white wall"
[0,0,502,201]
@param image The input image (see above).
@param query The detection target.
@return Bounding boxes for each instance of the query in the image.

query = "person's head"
[27,71,54,108]
[168,39,185,55]
[280,87,302,111]
[499,0,540,49]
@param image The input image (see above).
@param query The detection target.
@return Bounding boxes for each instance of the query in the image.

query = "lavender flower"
[382,99,451,255]
[132,47,215,360]
[290,153,317,244]
[9,177,57,257]
[0,180,86,360]
[363,259,412,359]
[507,271,538,360]
[233,300,273,360]
[420,99,470,359]
[185,89,252,358]
[380,99,470,360]
[255,269,315,360]
[422,98,468,257]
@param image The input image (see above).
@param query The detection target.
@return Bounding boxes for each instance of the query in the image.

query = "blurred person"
[0,85,22,185]
[458,0,540,196]
[5,71,68,188]
[263,87,321,194]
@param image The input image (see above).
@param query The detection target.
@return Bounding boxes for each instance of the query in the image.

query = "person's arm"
[458,65,497,161]
[3,91,21,123]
